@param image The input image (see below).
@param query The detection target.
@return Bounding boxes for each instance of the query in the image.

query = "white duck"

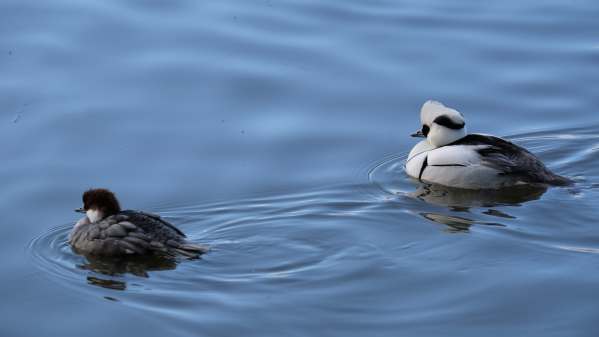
[405,100,571,189]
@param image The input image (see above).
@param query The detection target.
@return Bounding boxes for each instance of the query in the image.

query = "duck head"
[75,188,121,223]
[412,100,467,147]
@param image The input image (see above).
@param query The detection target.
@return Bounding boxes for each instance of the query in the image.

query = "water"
[2,0,599,336]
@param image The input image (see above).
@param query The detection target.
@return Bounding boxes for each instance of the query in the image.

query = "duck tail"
[175,243,209,259]
[165,239,209,259]
[547,173,574,187]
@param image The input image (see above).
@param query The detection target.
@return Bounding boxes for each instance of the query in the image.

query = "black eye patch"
[433,115,465,130]
[422,125,430,137]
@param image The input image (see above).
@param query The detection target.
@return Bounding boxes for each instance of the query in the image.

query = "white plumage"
[405,101,571,189]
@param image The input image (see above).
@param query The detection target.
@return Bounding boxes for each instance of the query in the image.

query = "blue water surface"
[1,0,599,336]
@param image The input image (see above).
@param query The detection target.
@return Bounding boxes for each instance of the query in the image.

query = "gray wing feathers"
[71,212,208,258]
[121,210,187,237]
[478,146,538,173]
[452,134,571,185]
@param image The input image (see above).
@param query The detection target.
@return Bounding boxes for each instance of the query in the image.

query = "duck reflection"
[76,254,179,290]
[421,212,505,233]
[411,183,547,208]
[412,183,547,232]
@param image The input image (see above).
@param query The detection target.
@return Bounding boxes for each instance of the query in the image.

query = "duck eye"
[422,125,430,137]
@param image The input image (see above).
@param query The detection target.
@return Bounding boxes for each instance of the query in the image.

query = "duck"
[405,100,572,189]
[69,188,208,258]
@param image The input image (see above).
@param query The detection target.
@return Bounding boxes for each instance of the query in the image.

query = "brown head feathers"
[82,188,121,217]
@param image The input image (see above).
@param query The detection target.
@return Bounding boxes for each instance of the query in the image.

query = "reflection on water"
[482,209,516,219]
[77,249,202,290]
[554,245,599,255]
[406,180,548,232]
[79,254,178,278]
[420,212,505,233]
[411,183,548,208]
[87,277,127,291]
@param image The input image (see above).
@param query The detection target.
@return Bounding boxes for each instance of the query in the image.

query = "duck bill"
[75,208,85,213]
[411,130,425,138]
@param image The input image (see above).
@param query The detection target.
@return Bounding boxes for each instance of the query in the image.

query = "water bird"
[406,100,572,189]
[69,188,208,258]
